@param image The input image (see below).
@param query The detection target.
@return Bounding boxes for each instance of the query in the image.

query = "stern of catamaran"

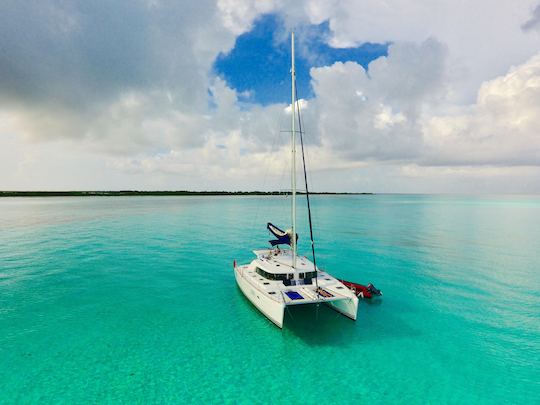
[251,248,358,316]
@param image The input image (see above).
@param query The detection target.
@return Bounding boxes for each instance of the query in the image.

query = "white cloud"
[304,39,446,161]
[217,0,281,35]
[423,53,540,166]
[300,0,540,103]
[374,106,407,130]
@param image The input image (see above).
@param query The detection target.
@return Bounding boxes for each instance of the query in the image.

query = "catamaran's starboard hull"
[234,266,285,328]
[326,296,359,320]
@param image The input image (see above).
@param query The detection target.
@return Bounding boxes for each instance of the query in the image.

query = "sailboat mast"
[291,32,297,272]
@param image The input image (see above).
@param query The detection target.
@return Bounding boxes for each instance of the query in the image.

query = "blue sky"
[214,14,388,105]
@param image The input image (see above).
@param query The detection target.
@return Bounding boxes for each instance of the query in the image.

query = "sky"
[0,0,539,193]
[214,14,388,105]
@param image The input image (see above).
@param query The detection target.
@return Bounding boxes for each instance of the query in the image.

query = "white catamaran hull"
[326,297,358,320]
[234,266,285,328]
[235,261,359,328]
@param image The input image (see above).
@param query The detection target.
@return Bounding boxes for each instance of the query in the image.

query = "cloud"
[112,44,540,180]
[305,45,540,168]
[522,3,540,32]
[293,0,540,103]
[303,39,447,161]
[423,53,540,166]
[217,0,281,35]
[0,0,238,149]
[1,1,540,192]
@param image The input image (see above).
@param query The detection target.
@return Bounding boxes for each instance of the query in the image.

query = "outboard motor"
[367,283,382,296]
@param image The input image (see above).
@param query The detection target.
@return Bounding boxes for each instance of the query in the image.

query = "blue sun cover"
[267,222,298,246]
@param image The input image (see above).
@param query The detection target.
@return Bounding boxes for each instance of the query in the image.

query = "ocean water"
[1,195,539,404]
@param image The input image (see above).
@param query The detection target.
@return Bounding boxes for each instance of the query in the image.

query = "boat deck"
[234,248,359,326]
[238,262,354,306]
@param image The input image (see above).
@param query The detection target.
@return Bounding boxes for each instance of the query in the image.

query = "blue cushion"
[285,291,303,300]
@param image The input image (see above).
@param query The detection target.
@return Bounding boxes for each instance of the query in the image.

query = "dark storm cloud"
[1,1,145,106]
[0,0,221,110]
[0,0,240,152]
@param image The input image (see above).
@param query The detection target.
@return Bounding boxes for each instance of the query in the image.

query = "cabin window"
[271,273,290,281]
[255,267,292,281]
[255,267,316,281]
[298,271,318,279]
[255,267,265,277]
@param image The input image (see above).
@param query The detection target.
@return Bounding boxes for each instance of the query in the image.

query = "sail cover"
[267,222,298,246]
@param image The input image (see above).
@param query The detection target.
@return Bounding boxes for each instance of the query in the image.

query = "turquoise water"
[1,195,539,404]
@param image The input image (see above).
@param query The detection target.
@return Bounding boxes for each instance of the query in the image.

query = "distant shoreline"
[0,191,373,197]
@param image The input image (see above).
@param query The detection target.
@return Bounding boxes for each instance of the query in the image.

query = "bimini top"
[267,222,298,247]
[252,248,317,274]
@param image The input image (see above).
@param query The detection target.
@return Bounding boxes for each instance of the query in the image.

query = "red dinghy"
[338,280,382,299]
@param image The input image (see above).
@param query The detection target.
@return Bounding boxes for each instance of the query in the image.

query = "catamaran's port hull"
[235,267,285,328]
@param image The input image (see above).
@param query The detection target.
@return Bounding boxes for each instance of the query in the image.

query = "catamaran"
[233,32,359,328]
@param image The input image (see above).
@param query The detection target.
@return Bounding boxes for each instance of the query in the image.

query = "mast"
[291,32,297,273]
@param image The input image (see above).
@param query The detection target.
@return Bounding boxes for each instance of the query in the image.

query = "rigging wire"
[295,82,319,295]
[299,101,320,252]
